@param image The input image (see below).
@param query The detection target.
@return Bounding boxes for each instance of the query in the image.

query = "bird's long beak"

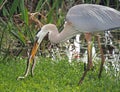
[28,30,48,62]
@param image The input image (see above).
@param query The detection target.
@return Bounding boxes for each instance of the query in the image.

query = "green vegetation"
[0,57,120,92]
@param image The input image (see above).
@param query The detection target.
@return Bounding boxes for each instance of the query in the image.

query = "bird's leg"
[97,35,105,78]
[85,33,93,68]
[78,33,92,85]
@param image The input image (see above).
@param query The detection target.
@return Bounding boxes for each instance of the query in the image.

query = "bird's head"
[28,24,57,62]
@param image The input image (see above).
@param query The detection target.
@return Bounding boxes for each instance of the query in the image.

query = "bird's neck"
[49,24,79,44]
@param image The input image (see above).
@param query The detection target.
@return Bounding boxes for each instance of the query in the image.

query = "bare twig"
[13,12,46,30]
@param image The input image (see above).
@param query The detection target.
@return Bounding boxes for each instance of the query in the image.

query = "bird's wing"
[66,4,120,32]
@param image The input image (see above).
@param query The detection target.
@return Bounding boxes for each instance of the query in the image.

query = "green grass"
[0,57,120,92]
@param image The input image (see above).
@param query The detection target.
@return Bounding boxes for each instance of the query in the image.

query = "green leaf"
[10,0,19,16]
[2,6,9,16]
[10,30,26,46]
[24,8,29,25]
[20,0,28,25]
[35,0,44,12]
[0,0,4,5]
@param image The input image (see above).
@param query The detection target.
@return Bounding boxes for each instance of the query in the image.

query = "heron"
[17,4,120,85]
